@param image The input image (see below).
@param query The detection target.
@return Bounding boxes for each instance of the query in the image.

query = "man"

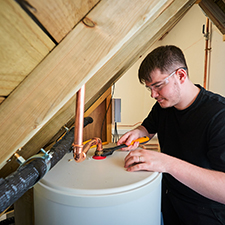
[117,45,225,224]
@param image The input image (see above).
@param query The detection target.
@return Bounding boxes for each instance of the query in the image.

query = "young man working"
[117,45,225,224]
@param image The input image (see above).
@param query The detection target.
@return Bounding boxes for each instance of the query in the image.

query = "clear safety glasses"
[145,67,186,92]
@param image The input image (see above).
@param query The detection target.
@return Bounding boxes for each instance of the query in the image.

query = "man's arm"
[124,149,225,204]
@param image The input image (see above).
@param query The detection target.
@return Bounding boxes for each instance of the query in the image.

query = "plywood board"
[0,0,55,96]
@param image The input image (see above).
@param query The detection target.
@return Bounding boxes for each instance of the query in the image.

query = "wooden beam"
[83,100,107,141]
[84,87,111,117]
[23,0,100,43]
[0,97,5,104]
[84,0,196,109]
[199,0,225,35]
[0,0,55,96]
[106,91,112,143]
[0,0,196,173]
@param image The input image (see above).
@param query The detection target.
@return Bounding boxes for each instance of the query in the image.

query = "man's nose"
[151,89,159,98]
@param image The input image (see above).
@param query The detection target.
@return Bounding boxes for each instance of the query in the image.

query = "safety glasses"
[146,67,186,92]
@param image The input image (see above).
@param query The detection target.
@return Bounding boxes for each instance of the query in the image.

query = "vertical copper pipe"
[73,84,85,162]
[203,17,209,89]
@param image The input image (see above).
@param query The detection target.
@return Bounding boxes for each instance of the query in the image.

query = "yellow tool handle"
[83,139,108,148]
[129,136,150,146]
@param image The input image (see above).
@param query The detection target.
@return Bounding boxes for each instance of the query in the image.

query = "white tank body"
[34,145,162,225]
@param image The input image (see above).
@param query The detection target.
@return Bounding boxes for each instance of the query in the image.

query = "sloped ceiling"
[0,0,197,176]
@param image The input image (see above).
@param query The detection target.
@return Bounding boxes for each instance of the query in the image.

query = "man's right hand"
[117,125,151,151]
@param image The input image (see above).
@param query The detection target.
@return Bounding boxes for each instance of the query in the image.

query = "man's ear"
[177,68,187,84]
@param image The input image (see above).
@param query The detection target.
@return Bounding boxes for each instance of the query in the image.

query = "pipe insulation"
[0,117,93,214]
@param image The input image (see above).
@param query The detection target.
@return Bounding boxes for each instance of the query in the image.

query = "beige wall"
[113,4,225,133]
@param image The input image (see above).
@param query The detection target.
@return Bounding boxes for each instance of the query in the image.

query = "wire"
[112,122,120,143]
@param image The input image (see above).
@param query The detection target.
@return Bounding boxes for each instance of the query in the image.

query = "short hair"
[138,45,188,84]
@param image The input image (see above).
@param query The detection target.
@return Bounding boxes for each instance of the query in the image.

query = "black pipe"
[0,117,93,214]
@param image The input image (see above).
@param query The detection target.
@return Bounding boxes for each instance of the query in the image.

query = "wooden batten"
[0,0,196,173]
[22,0,100,43]
[0,97,5,104]
[106,92,112,143]
[0,0,55,97]
[84,87,111,117]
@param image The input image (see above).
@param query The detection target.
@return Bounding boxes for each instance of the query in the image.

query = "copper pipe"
[83,137,103,155]
[203,17,209,89]
[73,84,85,162]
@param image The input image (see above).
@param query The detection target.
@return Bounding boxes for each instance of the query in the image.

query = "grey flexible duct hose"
[0,117,93,213]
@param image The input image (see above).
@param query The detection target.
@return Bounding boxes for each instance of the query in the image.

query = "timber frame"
[0,0,197,176]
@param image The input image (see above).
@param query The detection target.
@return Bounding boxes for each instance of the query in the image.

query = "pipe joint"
[72,144,86,162]
[73,137,103,162]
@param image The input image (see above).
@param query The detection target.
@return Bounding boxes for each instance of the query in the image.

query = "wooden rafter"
[0,0,55,97]
[19,0,100,43]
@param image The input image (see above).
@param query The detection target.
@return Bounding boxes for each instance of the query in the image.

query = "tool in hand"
[94,136,150,158]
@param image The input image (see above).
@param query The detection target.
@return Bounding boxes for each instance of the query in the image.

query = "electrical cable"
[113,122,120,143]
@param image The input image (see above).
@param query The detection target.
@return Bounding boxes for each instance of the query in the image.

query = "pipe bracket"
[15,148,53,176]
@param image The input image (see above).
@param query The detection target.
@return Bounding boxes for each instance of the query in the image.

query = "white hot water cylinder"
[34,145,162,225]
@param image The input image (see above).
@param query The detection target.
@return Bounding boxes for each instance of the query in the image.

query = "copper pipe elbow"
[83,137,103,155]
[72,143,86,162]
[73,138,103,162]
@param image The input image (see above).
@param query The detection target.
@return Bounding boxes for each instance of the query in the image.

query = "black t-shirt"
[142,85,225,207]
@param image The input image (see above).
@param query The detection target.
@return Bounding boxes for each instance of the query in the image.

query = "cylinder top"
[39,144,159,195]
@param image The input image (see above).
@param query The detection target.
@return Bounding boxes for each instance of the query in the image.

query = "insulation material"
[0,117,93,213]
